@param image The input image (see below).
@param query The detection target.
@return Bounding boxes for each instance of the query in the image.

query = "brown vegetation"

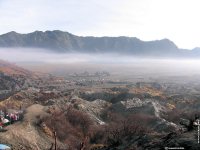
[39,107,93,149]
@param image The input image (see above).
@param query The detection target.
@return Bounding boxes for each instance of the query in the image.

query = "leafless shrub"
[66,108,93,136]
[40,107,93,150]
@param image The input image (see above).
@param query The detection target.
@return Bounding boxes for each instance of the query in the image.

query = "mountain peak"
[3,31,20,36]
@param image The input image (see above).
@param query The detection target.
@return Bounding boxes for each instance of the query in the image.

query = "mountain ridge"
[0,30,198,57]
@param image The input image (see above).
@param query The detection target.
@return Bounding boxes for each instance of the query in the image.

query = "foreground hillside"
[0,61,200,149]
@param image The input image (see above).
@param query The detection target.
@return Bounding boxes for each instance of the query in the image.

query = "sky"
[0,0,200,49]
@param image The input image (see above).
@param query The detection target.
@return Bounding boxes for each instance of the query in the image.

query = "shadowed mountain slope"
[0,30,196,57]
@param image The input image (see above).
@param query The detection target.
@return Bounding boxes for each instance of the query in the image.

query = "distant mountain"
[0,30,198,57]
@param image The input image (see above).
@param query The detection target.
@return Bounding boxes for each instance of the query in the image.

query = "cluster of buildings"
[0,110,23,128]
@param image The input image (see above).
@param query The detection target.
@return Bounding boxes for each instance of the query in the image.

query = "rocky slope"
[0,61,200,149]
[0,60,35,100]
[0,104,67,150]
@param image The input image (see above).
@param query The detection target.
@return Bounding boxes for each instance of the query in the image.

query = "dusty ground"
[0,104,67,150]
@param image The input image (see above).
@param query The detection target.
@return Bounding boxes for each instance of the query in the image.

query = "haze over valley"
[0,33,200,149]
[1,30,200,79]
[1,0,200,149]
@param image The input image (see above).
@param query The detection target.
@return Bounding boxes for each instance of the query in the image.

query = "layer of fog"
[1,48,200,78]
[0,48,180,64]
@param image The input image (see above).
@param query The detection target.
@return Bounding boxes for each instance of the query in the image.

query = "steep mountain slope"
[0,30,193,57]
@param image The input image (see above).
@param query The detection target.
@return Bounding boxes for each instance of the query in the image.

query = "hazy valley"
[0,53,200,149]
[1,0,200,149]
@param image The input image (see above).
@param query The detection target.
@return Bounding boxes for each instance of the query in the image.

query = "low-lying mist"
[1,48,200,78]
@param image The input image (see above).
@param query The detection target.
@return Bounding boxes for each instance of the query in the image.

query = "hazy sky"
[0,0,200,49]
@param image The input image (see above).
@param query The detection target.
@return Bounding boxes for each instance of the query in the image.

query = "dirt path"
[0,104,67,150]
